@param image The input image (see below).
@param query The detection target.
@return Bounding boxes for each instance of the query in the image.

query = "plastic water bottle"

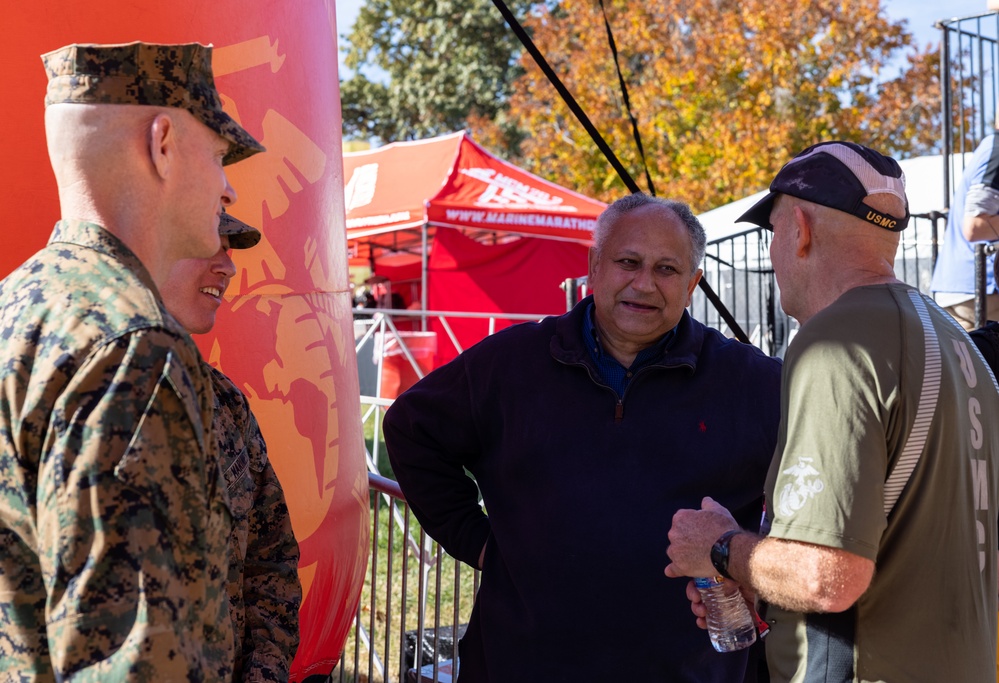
[694,576,757,652]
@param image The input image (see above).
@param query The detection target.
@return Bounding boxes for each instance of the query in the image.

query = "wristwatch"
[710,529,741,580]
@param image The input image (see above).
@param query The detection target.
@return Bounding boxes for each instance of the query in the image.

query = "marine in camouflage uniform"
[171,213,301,681]
[211,365,301,681]
[0,42,264,681]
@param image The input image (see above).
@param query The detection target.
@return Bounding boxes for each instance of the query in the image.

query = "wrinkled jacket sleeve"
[241,409,302,682]
[38,331,232,681]
[383,354,491,568]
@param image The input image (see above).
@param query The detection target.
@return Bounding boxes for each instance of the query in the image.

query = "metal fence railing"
[939,11,999,200]
[336,315,500,683]
[353,308,544,404]
[330,471,478,683]
[939,10,999,324]
[694,226,785,355]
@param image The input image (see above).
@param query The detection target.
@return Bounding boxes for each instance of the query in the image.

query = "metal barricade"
[331,472,480,683]
[693,226,786,355]
[690,211,944,357]
[939,10,999,322]
[976,242,999,328]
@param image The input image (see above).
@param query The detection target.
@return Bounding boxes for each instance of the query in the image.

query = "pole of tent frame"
[421,222,430,332]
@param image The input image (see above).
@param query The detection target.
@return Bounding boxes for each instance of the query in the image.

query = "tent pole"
[421,222,429,332]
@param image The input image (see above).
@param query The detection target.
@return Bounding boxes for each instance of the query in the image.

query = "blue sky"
[886,0,997,47]
[334,0,996,70]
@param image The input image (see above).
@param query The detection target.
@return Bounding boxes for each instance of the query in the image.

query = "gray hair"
[593,193,706,271]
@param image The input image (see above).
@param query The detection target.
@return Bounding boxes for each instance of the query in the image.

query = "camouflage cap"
[41,41,265,165]
[219,210,261,250]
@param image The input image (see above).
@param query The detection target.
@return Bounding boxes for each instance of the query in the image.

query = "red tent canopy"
[344,132,606,369]
[344,131,607,257]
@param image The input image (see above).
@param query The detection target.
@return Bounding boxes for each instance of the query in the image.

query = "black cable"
[488,0,642,194]
[598,0,656,196]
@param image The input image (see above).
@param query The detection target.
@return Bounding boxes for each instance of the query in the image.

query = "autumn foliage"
[470,0,940,211]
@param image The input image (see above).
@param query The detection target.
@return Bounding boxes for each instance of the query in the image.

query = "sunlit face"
[588,204,702,352]
[768,197,799,318]
[172,114,237,260]
[161,236,236,334]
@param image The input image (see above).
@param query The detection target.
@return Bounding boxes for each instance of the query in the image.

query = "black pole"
[940,23,952,213]
[489,0,641,194]
[976,242,988,329]
[562,277,579,312]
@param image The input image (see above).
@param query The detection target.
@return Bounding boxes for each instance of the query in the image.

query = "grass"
[333,404,479,683]
[361,404,394,479]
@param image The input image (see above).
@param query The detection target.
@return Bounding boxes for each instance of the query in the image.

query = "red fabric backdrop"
[428,228,589,366]
[2,4,369,680]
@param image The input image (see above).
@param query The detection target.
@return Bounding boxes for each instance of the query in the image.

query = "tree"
[340,0,535,145]
[471,0,941,211]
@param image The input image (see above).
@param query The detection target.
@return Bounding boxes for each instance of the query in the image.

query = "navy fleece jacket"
[385,296,782,682]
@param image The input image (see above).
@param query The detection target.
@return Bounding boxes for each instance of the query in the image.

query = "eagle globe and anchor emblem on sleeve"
[776,457,825,518]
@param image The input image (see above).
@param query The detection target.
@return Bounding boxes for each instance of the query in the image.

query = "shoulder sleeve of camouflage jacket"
[241,406,303,679]
[37,329,233,680]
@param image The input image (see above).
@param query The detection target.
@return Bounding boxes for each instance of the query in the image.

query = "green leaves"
[340,0,531,143]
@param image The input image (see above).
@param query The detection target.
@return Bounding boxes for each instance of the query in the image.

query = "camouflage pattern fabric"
[219,211,262,250]
[41,42,265,166]
[0,220,234,682]
[209,365,301,681]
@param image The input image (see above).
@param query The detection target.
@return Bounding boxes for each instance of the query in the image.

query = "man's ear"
[148,112,176,180]
[587,246,598,280]
[792,204,812,257]
[685,268,703,307]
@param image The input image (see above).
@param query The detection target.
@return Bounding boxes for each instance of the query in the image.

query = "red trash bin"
[374,331,437,399]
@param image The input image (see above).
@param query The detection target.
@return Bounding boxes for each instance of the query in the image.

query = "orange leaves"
[477,0,937,212]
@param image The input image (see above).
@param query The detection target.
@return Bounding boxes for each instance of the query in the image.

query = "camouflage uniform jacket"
[209,364,302,681]
[0,221,234,682]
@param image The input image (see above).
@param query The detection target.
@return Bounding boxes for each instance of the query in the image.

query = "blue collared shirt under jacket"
[582,301,676,396]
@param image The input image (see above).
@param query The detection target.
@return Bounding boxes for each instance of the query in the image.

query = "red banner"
[2,4,368,680]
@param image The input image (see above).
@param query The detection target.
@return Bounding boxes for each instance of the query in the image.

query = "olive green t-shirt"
[764,284,999,683]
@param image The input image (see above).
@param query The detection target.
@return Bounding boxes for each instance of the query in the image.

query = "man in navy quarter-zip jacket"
[385,193,781,682]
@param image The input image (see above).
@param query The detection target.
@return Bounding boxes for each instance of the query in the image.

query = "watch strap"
[710,529,741,580]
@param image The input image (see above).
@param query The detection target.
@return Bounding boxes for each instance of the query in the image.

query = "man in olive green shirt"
[666,141,999,682]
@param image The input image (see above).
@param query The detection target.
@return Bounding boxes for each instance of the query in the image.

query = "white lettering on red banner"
[460,168,578,212]
[345,163,378,212]
[347,211,412,228]
[443,208,595,231]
